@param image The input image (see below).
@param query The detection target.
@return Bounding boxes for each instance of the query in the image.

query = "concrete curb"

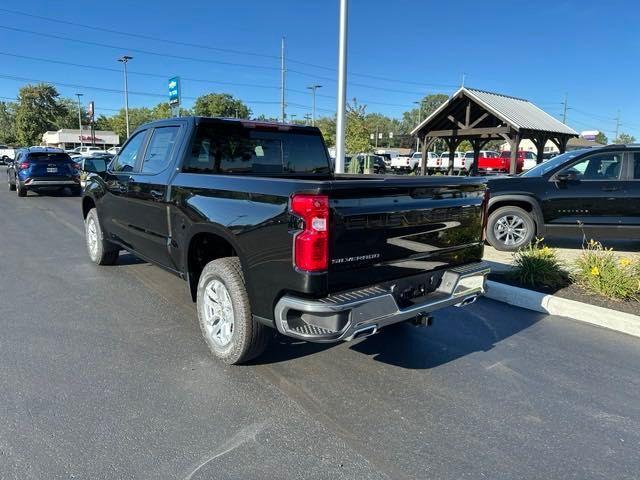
[485,280,640,338]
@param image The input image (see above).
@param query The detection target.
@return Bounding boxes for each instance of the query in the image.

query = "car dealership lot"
[0,173,639,480]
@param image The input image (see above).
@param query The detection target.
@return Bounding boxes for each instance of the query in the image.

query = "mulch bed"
[488,271,639,317]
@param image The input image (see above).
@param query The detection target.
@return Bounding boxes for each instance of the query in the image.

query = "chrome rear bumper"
[274,262,489,343]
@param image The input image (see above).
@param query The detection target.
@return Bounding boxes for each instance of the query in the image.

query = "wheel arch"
[488,194,544,236]
[184,225,247,303]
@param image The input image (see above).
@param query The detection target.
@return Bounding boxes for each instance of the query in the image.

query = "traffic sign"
[168,76,181,107]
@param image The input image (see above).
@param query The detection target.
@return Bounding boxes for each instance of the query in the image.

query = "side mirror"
[82,158,107,174]
[556,171,578,183]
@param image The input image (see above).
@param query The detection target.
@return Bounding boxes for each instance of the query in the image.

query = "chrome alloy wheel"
[86,216,99,260]
[202,280,235,348]
[494,214,528,247]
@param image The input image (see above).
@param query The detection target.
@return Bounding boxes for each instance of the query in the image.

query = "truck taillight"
[291,194,329,272]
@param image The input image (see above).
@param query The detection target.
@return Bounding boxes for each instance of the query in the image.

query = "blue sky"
[1,0,639,138]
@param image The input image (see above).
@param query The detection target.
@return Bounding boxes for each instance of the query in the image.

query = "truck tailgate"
[328,178,486,292]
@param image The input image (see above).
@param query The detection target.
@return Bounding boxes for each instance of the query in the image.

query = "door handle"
[150,190,164,201]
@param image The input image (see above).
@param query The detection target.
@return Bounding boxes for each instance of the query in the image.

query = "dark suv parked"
[7,147,81,196]
[486,146,640,251]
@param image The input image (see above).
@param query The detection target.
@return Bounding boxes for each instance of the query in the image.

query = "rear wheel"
[486,206,535,252]
[85,208,119,265]
[16,179,27,197]
[197,257,269,365]
[8,172,15,191]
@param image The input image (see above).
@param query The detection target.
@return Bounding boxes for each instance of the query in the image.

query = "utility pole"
[461,73,466,88]
[307,84,322,126]
[280,37,286,123]
[304,113,312,125]
[75,93,84,148]
[615,110,621,141]
[118,55,133,138]
[561,93,568,124]
[334,0,348,174]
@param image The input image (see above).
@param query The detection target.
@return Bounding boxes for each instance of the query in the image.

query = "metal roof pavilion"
[411,87,578,175]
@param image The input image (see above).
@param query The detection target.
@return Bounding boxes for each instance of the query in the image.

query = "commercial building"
[42,128,120,150]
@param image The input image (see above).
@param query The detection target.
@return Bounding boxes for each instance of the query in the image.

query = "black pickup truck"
[81,117,489,364]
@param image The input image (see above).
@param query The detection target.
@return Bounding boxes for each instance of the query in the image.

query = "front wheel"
[85,208,119,265]
[486,206,535,251]
[197,257,269,364]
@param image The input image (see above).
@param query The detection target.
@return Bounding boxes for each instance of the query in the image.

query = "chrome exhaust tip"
[348,324,378,341]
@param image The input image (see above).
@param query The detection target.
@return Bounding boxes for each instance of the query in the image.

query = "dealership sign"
[169,76,181,106]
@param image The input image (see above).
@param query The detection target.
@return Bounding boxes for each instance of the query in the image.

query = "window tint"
[634,153,640,179]
[28,152,71,162]
[185,123,330,175]
[142,126,179,174]
[112,131,146,172]
[560,152,623,180]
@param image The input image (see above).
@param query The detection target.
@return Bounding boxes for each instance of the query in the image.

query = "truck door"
[102,129,149,248]
[123,125,182,269]
[542,150,626,232]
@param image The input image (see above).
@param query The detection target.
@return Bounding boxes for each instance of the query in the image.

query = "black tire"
[196,257,269,365]
[8,173,15,191]
[16,180,27,197]
[85,208,119,265]
[71,186,82,196]
[486,205,535,252]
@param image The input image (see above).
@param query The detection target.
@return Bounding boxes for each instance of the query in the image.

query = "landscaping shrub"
[574,240,640,301]
[510,239,569,289]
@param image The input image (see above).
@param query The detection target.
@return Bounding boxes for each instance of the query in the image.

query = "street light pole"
[334,0,348,173]
[75,93,84,148]
[307,84,322,126]
[118,55,133,138]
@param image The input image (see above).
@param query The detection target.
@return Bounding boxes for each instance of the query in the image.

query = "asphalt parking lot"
[1,168,639,480]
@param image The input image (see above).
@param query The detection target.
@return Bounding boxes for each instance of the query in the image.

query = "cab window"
[560,152,624,180]
[111,131,146,173]
[141,126,179,174]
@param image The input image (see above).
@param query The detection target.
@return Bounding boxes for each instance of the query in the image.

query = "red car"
[478,150,537,174]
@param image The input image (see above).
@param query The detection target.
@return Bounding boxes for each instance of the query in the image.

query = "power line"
[0,7,280,61]
[0,6,460,91]
[0,50,424,111]
[0,25,280,72]
[0,73,281,105]
[0,52,281,91]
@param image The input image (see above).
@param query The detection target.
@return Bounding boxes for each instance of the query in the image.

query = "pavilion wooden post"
[509,132,521,175]
[532,133,548,165]
[446,137,460,176]
[420,135,428,175]
[470,138,485,176]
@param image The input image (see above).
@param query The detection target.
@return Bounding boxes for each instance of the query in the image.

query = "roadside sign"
[168,76,181,107]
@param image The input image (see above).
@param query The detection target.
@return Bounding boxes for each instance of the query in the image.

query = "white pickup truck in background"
[0,145,15,164]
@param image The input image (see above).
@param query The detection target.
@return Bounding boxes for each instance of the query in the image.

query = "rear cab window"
[28,152,72,162]
[184,122,331,176]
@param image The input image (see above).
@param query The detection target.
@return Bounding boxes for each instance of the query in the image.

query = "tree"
[345,99,370,154]
[595,132,608,145]
[193,93,251,118]
[15,83,65,145]
[613,132,635,144]
[55,98,86,130]
[98,107,155,140]
[0,101,17,145]
[150,102,191,120]
[315,116,336,147]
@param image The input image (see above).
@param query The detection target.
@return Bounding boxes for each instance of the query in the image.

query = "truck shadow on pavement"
[257,301,544,369]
